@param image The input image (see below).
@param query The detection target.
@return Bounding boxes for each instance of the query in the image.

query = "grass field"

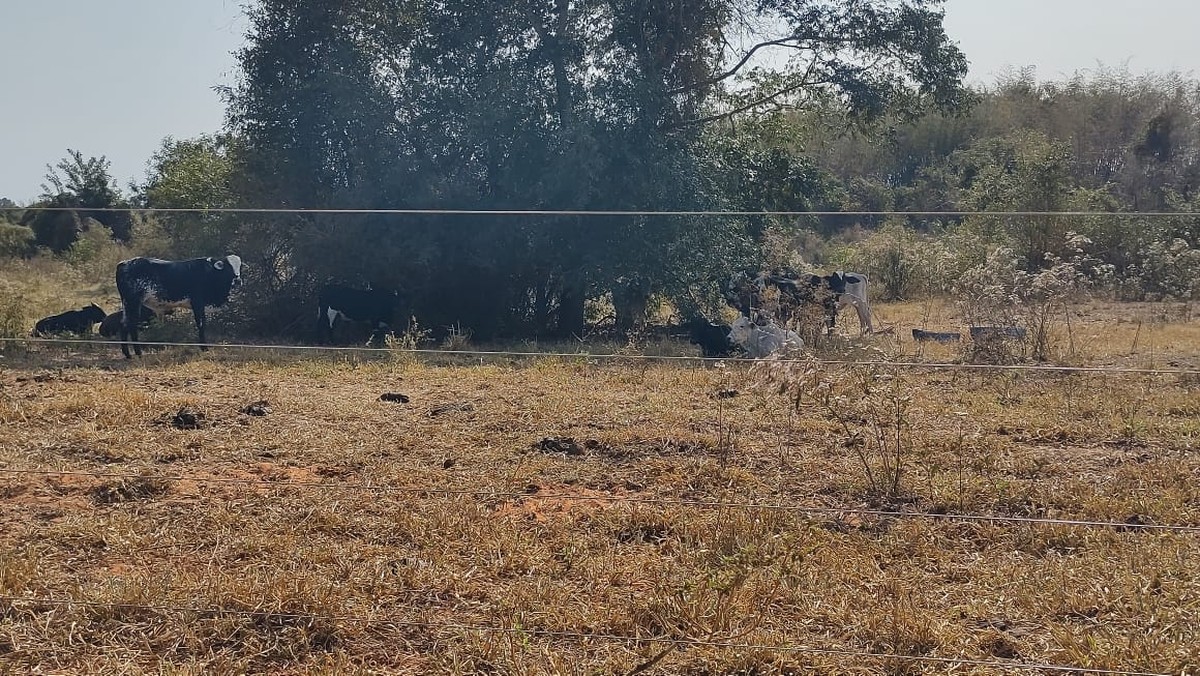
[1,302,1199,674]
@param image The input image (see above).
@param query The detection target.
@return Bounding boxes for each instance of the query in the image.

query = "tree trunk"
[556,277,587,339]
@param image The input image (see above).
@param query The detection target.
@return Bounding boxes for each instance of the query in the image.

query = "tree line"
[2,1,1196,342]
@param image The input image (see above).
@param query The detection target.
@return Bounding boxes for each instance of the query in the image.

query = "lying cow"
[682,317,740,357]
[912,328,961,343]
[115,255,242,358]
[727,316,803,359]
[317,284,400,344]
[98,305,158,338]
[33,303,106,336]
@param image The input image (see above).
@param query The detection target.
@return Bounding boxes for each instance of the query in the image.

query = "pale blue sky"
[1,0,1197,203]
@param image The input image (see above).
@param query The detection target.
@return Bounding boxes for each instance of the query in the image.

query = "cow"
[115,255,242,358]
[969,326,1028,341]
[826,271,873,335]
[32,303,106,336]
[317,284,400,345]
[726,269,873,335]
[682,317,741,358]
[98,305,158,338]
[911,328,961,343]
[727,315,804,359]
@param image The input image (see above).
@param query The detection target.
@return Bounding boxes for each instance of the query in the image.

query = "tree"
[24,150,131,251]
[137,134,241,257]
[216,0,969,339]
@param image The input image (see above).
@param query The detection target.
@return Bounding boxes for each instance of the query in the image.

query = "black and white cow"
[726,269,873,335]
[33,303,107,336]
[682,317,741,357]
[317,284,400,344]
[115,255,242,358]
[824,271,873,335]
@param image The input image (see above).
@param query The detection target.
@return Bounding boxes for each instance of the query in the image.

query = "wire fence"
[3,206,1200,217]
[0,595,1175,676]
[2,467,1198,534]
[4,336,1199,376]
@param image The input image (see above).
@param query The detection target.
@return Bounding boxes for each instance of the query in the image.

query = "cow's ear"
[213,259,226,271]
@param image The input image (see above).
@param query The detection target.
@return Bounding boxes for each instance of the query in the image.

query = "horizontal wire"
[4,335,1198,375]
[4,468,1198,534]
[0,595,1171,675]
[2,206,1200,217]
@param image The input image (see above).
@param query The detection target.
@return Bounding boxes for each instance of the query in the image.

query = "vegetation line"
[0,596,1172,675]
[6,468,1197,534]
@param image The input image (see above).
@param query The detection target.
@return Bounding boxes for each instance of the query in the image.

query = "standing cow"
[115,255,243,358]
[317,284,401,345]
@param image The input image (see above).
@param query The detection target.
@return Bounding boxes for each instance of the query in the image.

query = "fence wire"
[0,595,1174,676]
[4,336,1198,376]
[3,206,1200,218]
[3,468,1198,534]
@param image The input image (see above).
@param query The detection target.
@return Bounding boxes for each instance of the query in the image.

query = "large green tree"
[218,0,968,339]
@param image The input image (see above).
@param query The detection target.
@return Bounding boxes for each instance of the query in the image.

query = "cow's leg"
[123,301,141,358]
[854,299,873,335]
[838,296,873,335]
[192,304,208,351]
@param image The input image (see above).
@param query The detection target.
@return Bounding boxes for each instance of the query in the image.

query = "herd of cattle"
[28,253,1017,359]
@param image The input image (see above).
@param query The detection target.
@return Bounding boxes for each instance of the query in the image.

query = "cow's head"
[727,316,756,346]
[211,255,243,288]
[84,303,107,323]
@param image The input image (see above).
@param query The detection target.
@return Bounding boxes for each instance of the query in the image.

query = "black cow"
[317,284,400,344]
[969,326,1028,341]
[115,255,242,358]
[33,303,106,336]
[98,305,158,338]
[912,328,961,343]
[682,318,741,357]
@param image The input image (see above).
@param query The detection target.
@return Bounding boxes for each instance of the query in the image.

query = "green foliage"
[136,135,240,258]
[0,283,25,340]
[199,0,969,340]
[0,223,35,258]
[828,220,957,300]
[25,150,131,252]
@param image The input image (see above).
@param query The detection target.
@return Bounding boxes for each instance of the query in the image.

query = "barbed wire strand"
[4,336,1198,375]
[0,595,1172,675]
[4,468,1197,533]
[2,206,1200,218]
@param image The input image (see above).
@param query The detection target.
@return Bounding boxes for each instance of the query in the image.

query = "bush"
[956,243,1092,363]
[827,220,957,300]
[0,223,34,258]
[0,283,26,340]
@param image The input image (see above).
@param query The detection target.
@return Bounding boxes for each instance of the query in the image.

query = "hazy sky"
[1,0,1197,203]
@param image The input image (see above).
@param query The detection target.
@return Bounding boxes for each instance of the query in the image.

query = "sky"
[1,0,1198,204]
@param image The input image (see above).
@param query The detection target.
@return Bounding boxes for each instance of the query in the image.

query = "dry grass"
[1,301,1199,675]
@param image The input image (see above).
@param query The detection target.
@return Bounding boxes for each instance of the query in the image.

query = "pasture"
[1,301,1199,674]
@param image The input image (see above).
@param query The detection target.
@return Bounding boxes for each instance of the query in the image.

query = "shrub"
[827,220,957,300]
[957,241,1093,363]
[0,223,34,258]
[0,283,26,341]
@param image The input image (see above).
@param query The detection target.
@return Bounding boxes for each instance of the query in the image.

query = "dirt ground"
[1,302,1198,674]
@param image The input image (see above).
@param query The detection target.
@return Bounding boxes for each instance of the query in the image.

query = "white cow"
[831,271,873,335]
[727,316,804,358]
